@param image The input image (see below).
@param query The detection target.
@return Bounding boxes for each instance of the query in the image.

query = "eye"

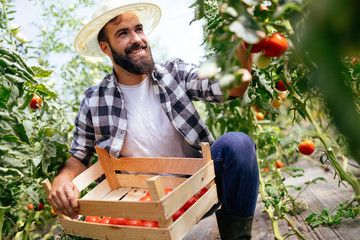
[136,27,143,32]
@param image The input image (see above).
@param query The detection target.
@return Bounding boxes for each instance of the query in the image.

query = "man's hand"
[48,157,86,219]
[228,43,253,97]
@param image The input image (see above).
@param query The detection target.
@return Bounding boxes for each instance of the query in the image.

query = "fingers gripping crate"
[42,142,218,240]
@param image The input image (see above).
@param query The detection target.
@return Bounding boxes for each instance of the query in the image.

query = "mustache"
[125,43,148,55]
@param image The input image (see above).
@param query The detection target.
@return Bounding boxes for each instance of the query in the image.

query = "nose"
[129,31,142,44]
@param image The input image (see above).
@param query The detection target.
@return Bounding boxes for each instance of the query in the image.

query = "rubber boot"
[215,210,253,240]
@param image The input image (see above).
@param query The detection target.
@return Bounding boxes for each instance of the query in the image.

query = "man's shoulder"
[154,58,199,79]
[156,58,197,70]
[84,73,115,98]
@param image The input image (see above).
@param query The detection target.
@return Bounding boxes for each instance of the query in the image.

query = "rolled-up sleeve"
[180,61,223,102]
[69,98,96,167]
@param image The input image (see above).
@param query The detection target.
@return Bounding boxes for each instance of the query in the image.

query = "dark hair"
[97,26,108,44]
[97,16,120,44]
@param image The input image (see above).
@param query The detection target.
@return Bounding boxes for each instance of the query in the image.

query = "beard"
[109,42,155,75]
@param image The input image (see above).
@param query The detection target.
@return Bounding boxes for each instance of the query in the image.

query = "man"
[49,1,259,239]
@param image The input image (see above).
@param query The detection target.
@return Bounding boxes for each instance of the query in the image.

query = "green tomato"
[254,53,271,69]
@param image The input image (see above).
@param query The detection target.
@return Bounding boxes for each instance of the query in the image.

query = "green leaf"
[35,83,58,99]
[0,166,23,179]
[30,65,53,78]
[6,83,19,111]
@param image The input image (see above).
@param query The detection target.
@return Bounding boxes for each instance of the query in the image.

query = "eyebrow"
[113,24,143,37]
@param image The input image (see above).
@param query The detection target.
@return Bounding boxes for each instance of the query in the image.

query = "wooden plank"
[147,176,173,228]
[81,179,112,200]
[169,185,218,240]
[121,188,148,201]
[77,199,165,221]
[110,157,205,175]
[200,142,215,187]
[72,161,104,192]
[116,174,187,189]
[162,161,217,219]
[95,146,121,190]
[59,218,172,240]
[102,187,132,201]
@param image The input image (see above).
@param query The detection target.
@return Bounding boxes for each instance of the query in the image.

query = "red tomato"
[126,219,143,227]
[139,195,152,201]
[30,93,43,109]
[27,204,34,210]
[263,167,270,172]
[36,202,44,211]
[260,6,270,11]
[182,196,199,211]
[172,209,185,221]
[196,187,208,198]
[275,81,289,91]
[143,220,159,228]
[264,33,288,57]
[85,216,100,223]
[274,160,285,168]
[256,112,264,121]
[164,188,173,195]
[99,217,111,224]
[244,37,268,53]
[298,140,315,155]
[109,217,128,225]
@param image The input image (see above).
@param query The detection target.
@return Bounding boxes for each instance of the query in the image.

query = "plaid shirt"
[69,58,224,166]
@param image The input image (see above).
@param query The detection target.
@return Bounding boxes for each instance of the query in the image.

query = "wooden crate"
[42,142,218,240]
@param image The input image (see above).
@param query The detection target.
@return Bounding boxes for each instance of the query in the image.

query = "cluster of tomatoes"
[83,187,208,228]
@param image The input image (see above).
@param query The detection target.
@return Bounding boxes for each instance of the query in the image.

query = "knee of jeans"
[221,132,256,153]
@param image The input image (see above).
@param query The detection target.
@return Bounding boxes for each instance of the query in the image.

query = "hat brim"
[74,2,161,57]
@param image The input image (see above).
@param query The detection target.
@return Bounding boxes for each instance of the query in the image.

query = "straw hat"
[74,1,161,57]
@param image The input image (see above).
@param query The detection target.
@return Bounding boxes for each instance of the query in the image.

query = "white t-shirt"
[118,76,200,158]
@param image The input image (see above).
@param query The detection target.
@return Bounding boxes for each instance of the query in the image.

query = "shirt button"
[121,130,125,134]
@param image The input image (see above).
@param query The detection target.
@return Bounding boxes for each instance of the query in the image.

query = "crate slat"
[73,161,104,192]
[111,157,205,175]
[81,179,112,200]
[120,188,148,201]
[116,173,187,189]
[162,161,215,219]
[60,219,172,240]
[169,185,218,240]
[77,200,165,221]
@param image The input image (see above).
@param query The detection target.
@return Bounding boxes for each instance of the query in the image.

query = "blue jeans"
[210,132,259,218]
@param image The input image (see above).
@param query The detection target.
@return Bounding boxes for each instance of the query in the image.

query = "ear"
[100,41,111,56]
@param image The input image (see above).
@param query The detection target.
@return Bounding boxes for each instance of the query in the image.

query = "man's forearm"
[57,156,87,180]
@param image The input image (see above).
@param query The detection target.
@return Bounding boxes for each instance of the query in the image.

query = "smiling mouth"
[130,48,144,54]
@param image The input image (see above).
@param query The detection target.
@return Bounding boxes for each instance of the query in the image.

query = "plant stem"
[22,210,35,240]
[0,209,4,239]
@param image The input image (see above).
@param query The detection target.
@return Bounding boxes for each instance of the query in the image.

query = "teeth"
[131,49,142,54]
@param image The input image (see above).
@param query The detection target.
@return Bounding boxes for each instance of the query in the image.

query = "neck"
[113,64,148,86]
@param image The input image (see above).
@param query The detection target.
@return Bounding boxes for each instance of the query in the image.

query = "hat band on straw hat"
[74,1,161,57]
